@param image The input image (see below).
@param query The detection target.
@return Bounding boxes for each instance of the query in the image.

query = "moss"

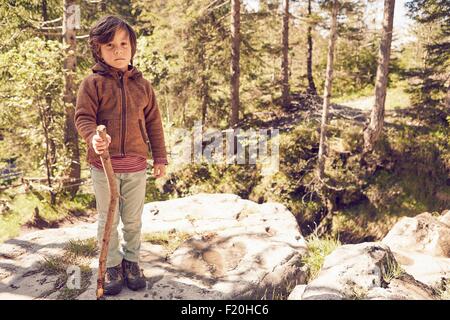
[142,230,192,254]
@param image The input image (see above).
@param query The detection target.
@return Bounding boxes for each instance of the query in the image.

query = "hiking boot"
[104,263,124,296]
[122,259,146,291]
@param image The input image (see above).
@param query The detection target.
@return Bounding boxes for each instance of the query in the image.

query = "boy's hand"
[92,133,111,155]
[153,164,166,179]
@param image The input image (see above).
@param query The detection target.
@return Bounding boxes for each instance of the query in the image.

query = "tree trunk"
[230,0,240,127]
[363,0,395,153]
[317,0,339,181]
[42,0,56,204]
[41,0,48,22]
[306,0,317,95]
[281,0,290,109]
[446,84,450,111]
[63,0,80,198]
[38,104,57,205]
[200,43,209,125]
[100,0,107,12]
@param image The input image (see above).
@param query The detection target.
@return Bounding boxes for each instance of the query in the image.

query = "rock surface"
[289,211,450,300]
[298,242,440,300]
[382,211,450,286]
[0,193,307,300]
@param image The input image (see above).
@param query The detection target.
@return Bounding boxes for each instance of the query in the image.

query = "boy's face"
[100,27,132,72]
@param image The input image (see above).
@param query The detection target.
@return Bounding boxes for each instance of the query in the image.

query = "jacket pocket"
[138,119,151,150]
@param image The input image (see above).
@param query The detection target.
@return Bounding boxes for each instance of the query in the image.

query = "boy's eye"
[106,43,113,48]
[121,42,128,46]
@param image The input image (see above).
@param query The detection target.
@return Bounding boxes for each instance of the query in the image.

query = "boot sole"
[125,278,146,291]
[104,282,124,296]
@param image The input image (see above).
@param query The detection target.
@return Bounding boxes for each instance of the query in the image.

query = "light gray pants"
[90,167,147,268]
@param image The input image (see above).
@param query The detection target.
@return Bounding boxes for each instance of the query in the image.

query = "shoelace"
[107,266,121,280]
[126,262,141,276]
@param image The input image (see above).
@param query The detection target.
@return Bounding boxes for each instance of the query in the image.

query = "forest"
[0,0,449,251]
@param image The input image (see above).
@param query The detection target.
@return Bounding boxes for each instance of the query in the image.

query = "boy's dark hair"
[89,15,137,64]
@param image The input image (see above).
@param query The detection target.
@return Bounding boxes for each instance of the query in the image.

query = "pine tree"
[230,0,241,127]
[306,0,318,95]
[406,0,450,122]
[281,0,290,108]
[62,0,80,197]
[317,0,339,181]
[363,0,396,153]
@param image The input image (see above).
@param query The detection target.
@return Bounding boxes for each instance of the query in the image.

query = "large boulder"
[0,193,307,300]
[295,242,440,300]
[382,211,450,286]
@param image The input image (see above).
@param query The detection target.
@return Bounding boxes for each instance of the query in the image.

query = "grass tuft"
[301,233,341,282]
[65,238,97,257]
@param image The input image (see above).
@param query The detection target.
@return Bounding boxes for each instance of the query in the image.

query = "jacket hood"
[92,61,142,80]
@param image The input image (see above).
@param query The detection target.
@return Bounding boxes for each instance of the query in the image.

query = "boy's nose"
[115,49,122,55]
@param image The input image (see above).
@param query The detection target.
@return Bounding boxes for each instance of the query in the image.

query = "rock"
[439,210,450,227]
[287,285,306,300]
[382,212,450,286]
[299,242,439,300]
[0,193,307,300]
[383,212,450,257]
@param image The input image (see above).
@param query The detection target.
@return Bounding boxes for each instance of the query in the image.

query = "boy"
[75,15,168,295]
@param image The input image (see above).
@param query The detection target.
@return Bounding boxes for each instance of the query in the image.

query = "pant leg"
[119,169,147,263]
[91,166,123,268]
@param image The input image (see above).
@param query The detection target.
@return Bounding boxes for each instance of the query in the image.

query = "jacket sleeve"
[143,82,168,165]
[74,77,99,149]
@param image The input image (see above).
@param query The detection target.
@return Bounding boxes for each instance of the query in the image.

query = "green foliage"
[134,36,170,86]
[66,192,96,211]
[381,252,405,284]
[405,0,450,122]
[65,238,98,257]
[0,190,95,243]
[10,193,61,222]
[164,162,261,199]
[301,233,341,282]
[0,37,68,181]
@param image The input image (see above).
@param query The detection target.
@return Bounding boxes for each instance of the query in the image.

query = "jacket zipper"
[139,119,151,151]
[119,73,126,156]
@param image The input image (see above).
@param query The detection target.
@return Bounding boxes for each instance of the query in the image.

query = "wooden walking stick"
[95,125,119,300]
